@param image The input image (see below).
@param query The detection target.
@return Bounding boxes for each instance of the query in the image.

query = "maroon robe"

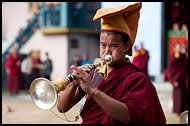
[139,49,149,76]
[80,62,166,124]
[164,69,170,81]
[132,51,141,69]
[31,57,41,81]
[167,53,188,114]
[5,53,22,92]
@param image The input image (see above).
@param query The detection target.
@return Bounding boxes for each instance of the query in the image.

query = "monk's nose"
[104,46,111,55]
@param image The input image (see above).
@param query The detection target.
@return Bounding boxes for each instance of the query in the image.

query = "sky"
[101,2,162,76]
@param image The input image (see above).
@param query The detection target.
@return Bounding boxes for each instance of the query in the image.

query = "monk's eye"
[111,44,118,48]
[100,42,106,48]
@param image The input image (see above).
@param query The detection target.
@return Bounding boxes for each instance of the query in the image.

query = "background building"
[2,2,101,89]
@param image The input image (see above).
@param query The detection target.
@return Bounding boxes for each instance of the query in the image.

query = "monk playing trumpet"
[57,2,166,124]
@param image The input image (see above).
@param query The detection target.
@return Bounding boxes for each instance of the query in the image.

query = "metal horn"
[30,55,112,110]
[180,110,188,124]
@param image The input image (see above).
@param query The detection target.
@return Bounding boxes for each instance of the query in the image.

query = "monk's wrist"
[89,88,98,97]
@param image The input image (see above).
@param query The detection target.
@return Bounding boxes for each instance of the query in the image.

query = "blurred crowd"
[4,47,93,96]
[5,47,53,95]
[70,54,92,73]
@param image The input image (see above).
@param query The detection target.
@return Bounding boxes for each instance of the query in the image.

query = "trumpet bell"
[30,78,57,110]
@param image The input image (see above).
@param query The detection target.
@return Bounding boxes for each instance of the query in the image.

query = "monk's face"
[174,43,181,53]
[140,42,143,49]
[12,48,18,58]
[100,32,129,67]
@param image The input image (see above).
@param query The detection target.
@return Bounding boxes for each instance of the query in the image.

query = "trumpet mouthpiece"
[104,55,112,65]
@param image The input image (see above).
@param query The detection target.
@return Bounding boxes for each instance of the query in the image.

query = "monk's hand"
[69,79,80,87]
[173,81,179,87]
[77,64,94,73]
[71,65,95,95]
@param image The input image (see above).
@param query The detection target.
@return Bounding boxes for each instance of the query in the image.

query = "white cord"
[49,95,79,122]
[49,109,76,122]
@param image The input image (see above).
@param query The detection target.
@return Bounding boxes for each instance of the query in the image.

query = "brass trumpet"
[30,55,112,110]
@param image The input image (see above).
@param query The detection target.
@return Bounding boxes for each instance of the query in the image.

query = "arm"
[57,64,93,113]
[72,65,131,124]
[92,88,131,124]
[57,81,84,113]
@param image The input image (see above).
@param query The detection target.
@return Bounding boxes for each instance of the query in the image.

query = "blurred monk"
[167,42,188,116]
[132,46,140,68]
[139,42,150,76]
[5,47,22,95]
[31,50,42,81]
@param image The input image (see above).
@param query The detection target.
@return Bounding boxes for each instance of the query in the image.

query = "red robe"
[31,57,42,81]
[132,51,141,69]
[167,53,188,114]
[139,49,149,76]
[5,53,22,92]
[80,62,166,124]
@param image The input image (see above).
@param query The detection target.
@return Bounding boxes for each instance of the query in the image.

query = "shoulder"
[122,62,141,72]
[116,63,148,83]
[122,70,152,89]
[126,71,148,82]
[115,70,155,97]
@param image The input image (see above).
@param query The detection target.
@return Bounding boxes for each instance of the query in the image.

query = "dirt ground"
[2,94,83,124]
[2,82,181,124]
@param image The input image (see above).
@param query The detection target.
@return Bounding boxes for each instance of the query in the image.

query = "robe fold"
[80,62,166,124]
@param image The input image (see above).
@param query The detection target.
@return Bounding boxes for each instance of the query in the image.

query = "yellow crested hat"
[93,2,142,56]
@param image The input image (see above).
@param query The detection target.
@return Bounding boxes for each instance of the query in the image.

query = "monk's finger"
[79,64,92,72]
[86,64,93,69]
[71,65,86,80]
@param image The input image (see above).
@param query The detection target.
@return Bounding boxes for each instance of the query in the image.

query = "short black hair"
[101,30,131,45]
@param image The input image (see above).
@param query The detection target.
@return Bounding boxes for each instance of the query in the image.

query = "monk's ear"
[124,41,131,52]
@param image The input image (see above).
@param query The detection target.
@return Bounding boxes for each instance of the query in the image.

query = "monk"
[5,47,22,95]
[138,42,150,76]
[57,2,166,124]
[31,50,42,81]
[166,42,188,116]
[132,46,141,68]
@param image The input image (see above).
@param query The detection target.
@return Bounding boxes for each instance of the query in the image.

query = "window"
[71,39,79,48]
